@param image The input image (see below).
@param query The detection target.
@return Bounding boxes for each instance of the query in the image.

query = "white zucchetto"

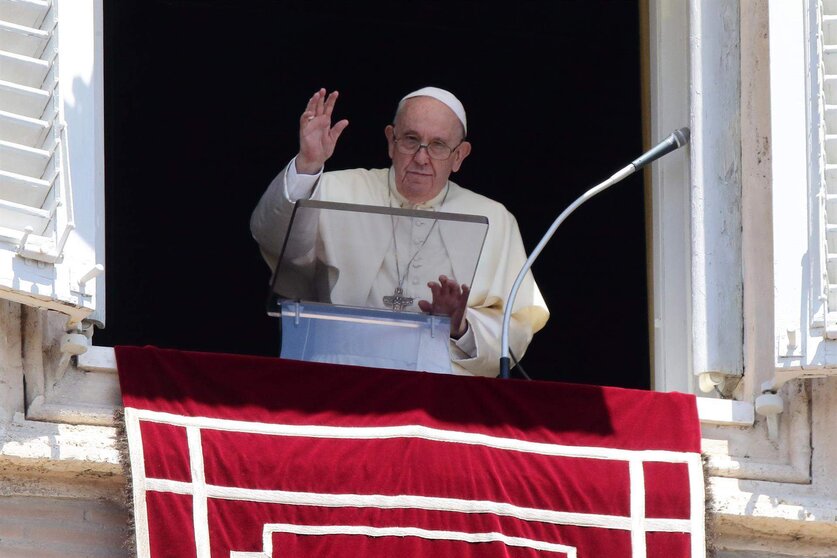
[400,86,467,135]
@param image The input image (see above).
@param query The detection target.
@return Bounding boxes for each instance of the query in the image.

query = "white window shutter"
[820,0,837,337]
[0,0,104,327]
[762,0,837,385]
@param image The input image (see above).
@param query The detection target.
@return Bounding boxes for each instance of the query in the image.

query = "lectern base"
[279,301,452,374]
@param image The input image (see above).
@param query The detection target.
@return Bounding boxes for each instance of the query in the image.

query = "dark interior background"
[97,0,649,389]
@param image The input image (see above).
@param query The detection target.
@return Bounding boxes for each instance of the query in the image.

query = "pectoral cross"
[383,287,414,312]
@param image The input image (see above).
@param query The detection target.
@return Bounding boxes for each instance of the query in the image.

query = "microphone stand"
[499,128,690,379]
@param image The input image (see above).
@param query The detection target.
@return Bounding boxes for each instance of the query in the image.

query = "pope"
[251,86,549,377]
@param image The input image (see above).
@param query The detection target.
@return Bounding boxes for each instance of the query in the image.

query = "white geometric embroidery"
[124,407,706,558]
[229,523,579,557]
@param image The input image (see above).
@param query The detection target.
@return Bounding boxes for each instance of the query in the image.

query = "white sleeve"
[250,159,321,272]
[286,156,322,201]
[451,322,477,358]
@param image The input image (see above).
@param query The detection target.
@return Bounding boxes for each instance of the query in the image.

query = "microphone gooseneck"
[499,127,691,379]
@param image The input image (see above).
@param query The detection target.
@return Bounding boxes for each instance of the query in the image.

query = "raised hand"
[296,88,350,175]
[418,275,470,339]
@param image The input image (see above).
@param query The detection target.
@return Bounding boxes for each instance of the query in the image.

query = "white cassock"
[250,160,550,377]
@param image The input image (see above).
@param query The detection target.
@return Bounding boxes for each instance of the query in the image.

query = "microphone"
[499,127,691,379]
[631,127,690,171]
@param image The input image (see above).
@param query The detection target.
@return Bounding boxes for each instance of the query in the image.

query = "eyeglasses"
[392,132,463,160]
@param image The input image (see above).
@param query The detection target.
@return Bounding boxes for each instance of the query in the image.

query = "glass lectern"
[266,199,489,374]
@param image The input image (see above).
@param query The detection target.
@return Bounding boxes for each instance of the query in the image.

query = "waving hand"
[295,88,350,175]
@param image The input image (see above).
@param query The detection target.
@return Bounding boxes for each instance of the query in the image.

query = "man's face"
[385,97,471,204]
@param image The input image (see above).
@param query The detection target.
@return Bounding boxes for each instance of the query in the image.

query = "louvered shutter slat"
[0,168,51,234]
[0,139,50,176]
[0,193,50,219]
[0,168,51,206]
[0,49,49,87]
[0,108,49,146]
[0,20,49,58]
[0,79,49,117]
[0,0,50,28]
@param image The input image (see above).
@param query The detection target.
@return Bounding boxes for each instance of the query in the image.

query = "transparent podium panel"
[280,302,452,373]
[266,200,489,373]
